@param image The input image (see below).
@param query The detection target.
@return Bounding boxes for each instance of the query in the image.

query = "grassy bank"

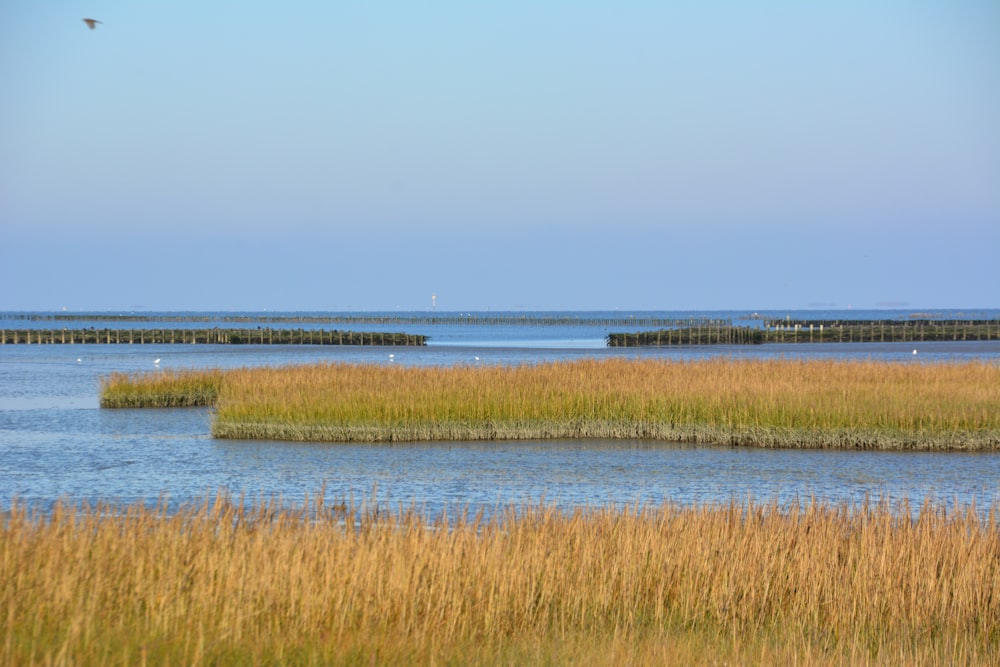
[2,495,997,665]
[100,358,1000,448]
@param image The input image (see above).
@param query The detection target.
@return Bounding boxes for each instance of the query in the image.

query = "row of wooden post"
[0,329,426,346]
[607,321,1000,346]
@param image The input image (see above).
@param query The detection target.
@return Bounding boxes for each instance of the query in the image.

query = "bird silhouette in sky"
[82,18,102,30]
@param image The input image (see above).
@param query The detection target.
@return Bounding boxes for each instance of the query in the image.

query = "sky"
[1,1,998,312]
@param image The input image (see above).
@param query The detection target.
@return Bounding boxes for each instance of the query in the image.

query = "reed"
[2,494,997,665]
[99,369,224,408]
[199,358,1000,449]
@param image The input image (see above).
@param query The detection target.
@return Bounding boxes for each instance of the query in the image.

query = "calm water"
[2,310,999,516]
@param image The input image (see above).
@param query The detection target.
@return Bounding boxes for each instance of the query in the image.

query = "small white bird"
[154,358,161,365]
[82,18,102,30]
[912,350,918,355]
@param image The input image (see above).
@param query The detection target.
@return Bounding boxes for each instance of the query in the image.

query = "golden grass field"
[3,494,998,666]
[101,358,1000,449]
[76,358,1000,663]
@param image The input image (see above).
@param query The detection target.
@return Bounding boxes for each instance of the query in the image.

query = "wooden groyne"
[0,329,426,346]
[763,318,1000,329]
[608,325,764,347]
[5,313,730,329]
[608,320,1000,346]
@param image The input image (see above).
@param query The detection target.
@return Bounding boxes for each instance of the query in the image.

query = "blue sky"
[2,1,998,311]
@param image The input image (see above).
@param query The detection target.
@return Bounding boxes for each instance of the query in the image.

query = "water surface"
[2,310,998,516]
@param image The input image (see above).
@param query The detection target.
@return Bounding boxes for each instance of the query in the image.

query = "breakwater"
[607,320,1000,346]
[5,312,728,328]
[0,328,426,346]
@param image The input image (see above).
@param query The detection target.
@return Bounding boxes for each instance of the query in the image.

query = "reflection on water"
[2,321,999,516]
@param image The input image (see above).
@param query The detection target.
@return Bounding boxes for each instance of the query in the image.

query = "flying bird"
[82,18,102,30]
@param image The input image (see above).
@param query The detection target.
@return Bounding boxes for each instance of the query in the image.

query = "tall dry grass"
[205,358,1000,448]
[3,494,998,665]
[100,369,224,408]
